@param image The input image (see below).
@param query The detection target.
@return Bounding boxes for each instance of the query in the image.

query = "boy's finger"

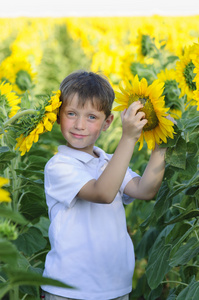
[126,101,143,116]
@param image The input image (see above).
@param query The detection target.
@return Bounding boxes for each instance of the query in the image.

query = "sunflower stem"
[3,109,38,128]
[161,280,188,287]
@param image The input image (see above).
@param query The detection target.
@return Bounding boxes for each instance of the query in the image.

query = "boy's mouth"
[71,132,88,139]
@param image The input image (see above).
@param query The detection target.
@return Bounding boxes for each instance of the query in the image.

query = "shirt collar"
[58,145,109,163]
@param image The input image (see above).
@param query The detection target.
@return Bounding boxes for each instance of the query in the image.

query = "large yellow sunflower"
[15,90,61,156]
[157,68,183,119]
[175,44,198,103]
[113,75,175,150]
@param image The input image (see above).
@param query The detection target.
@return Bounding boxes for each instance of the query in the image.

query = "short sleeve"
[44,156,94,208]
[120,167,140,205]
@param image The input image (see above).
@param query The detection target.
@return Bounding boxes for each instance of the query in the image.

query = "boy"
[42,71,167,300]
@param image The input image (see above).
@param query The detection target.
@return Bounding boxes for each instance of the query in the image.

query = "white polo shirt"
[42,145,139,300]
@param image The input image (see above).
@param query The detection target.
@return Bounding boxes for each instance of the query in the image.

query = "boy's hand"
[121,101,148,142]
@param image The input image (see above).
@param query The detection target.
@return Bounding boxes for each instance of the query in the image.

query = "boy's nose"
[75,117,86,130]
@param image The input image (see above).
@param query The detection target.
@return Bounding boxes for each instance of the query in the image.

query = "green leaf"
[184,116,199,133]
[131,274,151,298]
[166,136,187,169]
[28,155,48,167]
[166,289,177,300]
[0,282,10,300]
[167,171,199,201]
[34,216,50,237]
[0,206,27,225]
[10,270,74,289]
[20,193,47,221]
[0,238,19,265]
[176,278,199,300]
[13,227,47,256]
[183,142,198,177]
[0,267,74,299]
[148,284,163,300]
[165,209,199,224]
[146,238,172,289]
[0,146,16,163]
[169,237,199,267]
[164,55,179,67]
[135,227,159,259]
[170,224,196,257]
[181,265,198,284]
[15,168,44,179]
[153,181,171,220]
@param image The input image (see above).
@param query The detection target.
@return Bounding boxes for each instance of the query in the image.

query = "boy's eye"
[88,115,96,120]
[68,112,75,117]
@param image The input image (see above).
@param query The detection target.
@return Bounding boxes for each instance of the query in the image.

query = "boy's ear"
[102,114,114,131]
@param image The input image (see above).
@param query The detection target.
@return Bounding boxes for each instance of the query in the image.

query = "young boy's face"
[58,93,113,156]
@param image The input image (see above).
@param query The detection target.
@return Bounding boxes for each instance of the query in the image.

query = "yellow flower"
[175,44,197,103]
[114,75,175,150]
[0,81,21,118]
[157,68,183,119]
[0,177,11,203]
[15,90,62,156]
[190,40,199,84]
[45,90,62,112]
[0,54,36,94]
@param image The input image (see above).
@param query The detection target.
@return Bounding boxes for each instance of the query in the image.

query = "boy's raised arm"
[77,101,148,204]
[124,144,166,200]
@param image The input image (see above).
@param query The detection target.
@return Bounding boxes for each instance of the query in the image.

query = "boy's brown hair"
[59,70,115,118]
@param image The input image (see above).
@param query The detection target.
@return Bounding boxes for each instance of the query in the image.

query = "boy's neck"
[66,143,99,158]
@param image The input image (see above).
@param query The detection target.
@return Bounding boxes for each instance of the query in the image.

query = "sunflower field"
[0,16,199,300]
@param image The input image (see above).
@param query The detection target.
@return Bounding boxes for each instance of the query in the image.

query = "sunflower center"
[128,95,159,131]
[183,61,197,91]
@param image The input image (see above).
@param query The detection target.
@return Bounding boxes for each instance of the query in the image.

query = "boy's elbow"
[95,192,114,204]
[93,182,115,204]
[142,190,157,201]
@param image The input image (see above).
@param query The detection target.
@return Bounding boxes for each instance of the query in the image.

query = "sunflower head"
[15,90,61,156]
[0,54,36,94]
[136,32,155,63]
[157,68,183,119]
[175,44,198,102]
[0,81,21,120]
[114,75,175,150]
